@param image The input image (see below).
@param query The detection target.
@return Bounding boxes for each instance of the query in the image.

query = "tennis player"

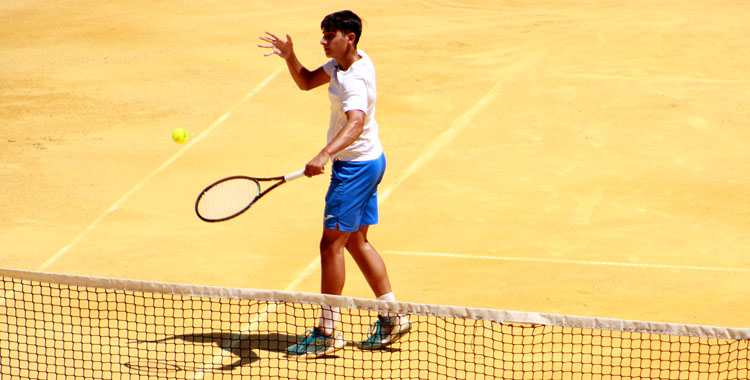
[259,10,410,358]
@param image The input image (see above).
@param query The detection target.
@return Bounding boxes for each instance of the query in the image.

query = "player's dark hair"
[321,10,362,47]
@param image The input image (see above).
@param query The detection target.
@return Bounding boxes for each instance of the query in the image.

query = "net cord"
[1,267,747,340]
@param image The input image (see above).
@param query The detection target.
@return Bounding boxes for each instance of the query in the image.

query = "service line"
[384,250,750,273]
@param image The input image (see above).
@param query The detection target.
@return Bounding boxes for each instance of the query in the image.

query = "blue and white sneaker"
[285,327,345,358]
[358,315,412,350]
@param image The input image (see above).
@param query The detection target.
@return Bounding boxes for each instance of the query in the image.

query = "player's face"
[321,30,351,58]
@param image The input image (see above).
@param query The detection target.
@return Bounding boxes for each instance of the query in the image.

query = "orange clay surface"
[2,0,749,328]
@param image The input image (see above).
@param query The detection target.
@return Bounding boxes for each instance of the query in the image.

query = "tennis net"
[1,267,748,379]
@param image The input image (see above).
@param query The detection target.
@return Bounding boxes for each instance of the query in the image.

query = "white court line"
[190,257,322,379]
[557,72,750,84]
[378,80,504,203]
[37,68,283,271]
[190,302,280,379]
[384,250,750,273]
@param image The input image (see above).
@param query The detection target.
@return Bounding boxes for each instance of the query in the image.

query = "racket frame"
[195,170,304,222]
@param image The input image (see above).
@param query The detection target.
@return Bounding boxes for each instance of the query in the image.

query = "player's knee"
[320,230,348,255]
[346,237,373,259]
[319,238,336,253]
[345,241,363,257]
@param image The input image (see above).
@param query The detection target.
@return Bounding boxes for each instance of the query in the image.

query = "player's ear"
[346,32,356,45]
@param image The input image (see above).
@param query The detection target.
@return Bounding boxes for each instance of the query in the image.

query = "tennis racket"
[195,169,305,222]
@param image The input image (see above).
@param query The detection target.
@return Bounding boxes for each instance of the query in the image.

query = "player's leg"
[319,155,384,297]
[344,159,411,349]
[320,227,350,296]
[348,227,412,349]
[317,227,349,335]
[345,225,392,297]
[287,160,353,358]
[345,154,390,298]
[285,227,349,358]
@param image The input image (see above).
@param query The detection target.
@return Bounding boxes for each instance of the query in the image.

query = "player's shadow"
[124,332,298,374]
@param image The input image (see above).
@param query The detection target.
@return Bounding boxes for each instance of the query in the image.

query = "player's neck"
[336,48,361,71]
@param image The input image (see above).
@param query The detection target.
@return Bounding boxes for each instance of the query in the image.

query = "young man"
[259,10,410,358]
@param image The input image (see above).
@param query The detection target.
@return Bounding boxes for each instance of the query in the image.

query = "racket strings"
[197,178,261,221]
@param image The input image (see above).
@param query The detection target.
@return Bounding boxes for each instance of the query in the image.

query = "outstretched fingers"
[257,31,293,58]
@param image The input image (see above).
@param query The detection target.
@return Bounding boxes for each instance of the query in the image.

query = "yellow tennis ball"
[172,128,188,144]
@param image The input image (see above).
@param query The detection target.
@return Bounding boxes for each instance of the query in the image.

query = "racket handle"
[284,169,306,181]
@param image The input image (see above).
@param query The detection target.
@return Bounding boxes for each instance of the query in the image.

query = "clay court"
[2,0,750,359]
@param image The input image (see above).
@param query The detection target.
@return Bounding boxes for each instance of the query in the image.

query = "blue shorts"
[324,154,386,232]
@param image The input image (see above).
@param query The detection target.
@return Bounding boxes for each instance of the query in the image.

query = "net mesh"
[2,268,748,379]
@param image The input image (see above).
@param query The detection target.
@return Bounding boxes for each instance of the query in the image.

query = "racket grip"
[284,169,306,181]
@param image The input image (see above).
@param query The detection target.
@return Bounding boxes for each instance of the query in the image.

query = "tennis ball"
[172,128,188,144]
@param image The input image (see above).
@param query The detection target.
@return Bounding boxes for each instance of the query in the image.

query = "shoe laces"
[364,315,392,341]
[299,327,327,343]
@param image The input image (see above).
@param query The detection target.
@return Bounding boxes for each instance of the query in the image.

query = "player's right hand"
[304,150,330,177]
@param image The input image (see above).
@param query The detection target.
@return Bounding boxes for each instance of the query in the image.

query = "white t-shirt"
[322,50,383,162]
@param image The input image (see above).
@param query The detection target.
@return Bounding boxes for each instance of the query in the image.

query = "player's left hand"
[258,31,294,59]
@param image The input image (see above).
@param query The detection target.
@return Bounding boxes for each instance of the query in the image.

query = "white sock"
[377,292,396,302]
[377,292,397,318]
[318,305,340,336]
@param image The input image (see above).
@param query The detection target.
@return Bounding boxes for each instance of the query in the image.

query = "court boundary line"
[37,68,283,271]
[383,250,750,273]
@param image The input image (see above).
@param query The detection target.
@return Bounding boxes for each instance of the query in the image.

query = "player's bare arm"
[258,31,329,91]
[304,110,365,177]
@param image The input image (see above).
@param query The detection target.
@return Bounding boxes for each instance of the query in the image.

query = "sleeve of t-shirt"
[341,75,368,113]
[323,59,336,76]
